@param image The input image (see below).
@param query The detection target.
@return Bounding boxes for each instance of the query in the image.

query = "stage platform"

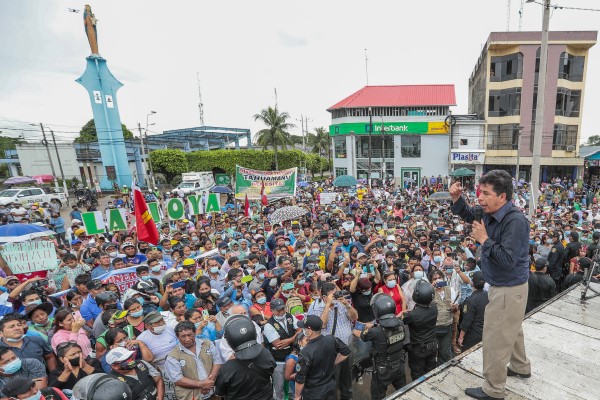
[384,282,600,400]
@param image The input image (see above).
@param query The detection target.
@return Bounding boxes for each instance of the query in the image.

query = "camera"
[333,290,350,299]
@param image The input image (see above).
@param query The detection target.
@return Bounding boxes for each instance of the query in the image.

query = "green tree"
[74,119,134,143]
[149,149,189,183]
[253,106,295,170]
[583,135,600,147]
[308,127,331,176]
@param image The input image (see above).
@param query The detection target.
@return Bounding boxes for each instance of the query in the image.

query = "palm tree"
[253,106,295,170]
[309,127,331,176]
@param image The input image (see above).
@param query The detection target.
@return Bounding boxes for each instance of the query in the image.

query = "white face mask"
[109,251,118,258]
[152,325,166,335]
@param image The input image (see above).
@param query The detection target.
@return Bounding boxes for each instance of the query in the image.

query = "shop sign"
[329,122,448,136]
[451,152,485,164]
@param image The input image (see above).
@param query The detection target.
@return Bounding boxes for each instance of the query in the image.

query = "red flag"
[133,180,159,245]
[244,194,250,217]
[261,181,268,206]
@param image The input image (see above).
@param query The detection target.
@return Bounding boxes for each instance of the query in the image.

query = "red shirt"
[380,284,403,315]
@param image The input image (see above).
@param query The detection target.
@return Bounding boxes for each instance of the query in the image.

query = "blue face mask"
[433,256,443,263]
[256,297,267,305]
[297,279,305,286]
[141,276,152,281]
[194,321,202,329]
[130,310,144,318]
[25,299,42,307]
[210,267,219,274]
[1,357,22,374]
[414,271,424,280]
[386,280,396,289]
[23,391,42,400]
[136,297,145,306]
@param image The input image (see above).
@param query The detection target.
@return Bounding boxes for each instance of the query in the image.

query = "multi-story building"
[327,85,456,186]
[469,31,597,182]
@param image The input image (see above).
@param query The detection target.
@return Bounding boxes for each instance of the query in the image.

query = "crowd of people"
[0,171,598,400]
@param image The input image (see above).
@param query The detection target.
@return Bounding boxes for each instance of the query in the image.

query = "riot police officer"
[355,293,410,400]
[547,231,564,291]
[586,231,600,259]
[402,279,438,380]
[526,258,557,312]
[215,315,276,400]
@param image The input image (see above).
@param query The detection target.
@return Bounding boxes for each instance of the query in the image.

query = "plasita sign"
[451,152,484,164]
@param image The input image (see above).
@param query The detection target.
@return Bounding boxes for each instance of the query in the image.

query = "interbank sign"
[329,122,449,136]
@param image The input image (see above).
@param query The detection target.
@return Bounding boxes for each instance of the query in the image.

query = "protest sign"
[81,211,106,234]
[95,266,140,293]
[319,192,337,205]
[235,165,297,200]
[1,241,58,274]
[205,193,220,213]
[166,198,185,220]
[147,202,162,222]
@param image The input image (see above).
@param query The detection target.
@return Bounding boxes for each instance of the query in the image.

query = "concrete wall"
[16,144,80,179]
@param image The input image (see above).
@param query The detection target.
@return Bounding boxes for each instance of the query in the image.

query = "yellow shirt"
[357,188,367,201]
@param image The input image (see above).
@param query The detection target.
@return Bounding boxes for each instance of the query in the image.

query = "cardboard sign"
[166,198,185,220]
[1,241,58,274]
[82,210,127,234]
[205,193,220,213]
[319,192,337,205]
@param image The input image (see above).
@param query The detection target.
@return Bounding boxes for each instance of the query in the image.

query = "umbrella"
[0,223,55,243]
[333,175,358,187]
[269,205,309,225]
[297,181,309,187]
[428,191,453,201]
[358,178,368,184]
[450,168,475,177]
[552,183,565,189]
[33,174,55,184]
[209,185,233,194]
[3,176,36,185]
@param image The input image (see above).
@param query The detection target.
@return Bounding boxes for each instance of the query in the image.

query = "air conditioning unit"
[565,145,575,152]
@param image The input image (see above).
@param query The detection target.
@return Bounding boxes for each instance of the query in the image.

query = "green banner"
[329,121,448,136]
[235,165,297,200]
[215,174,231,185]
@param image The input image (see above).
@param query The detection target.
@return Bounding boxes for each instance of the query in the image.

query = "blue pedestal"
[76,56,132,190]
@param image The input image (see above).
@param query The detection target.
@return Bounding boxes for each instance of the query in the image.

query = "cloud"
[278,31,307,48]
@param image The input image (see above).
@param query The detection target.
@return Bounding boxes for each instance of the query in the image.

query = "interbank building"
[327,85,457,186]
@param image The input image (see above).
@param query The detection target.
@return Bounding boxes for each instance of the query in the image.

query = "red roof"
[327,85,456,111]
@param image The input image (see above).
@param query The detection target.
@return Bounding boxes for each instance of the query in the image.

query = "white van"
[177,172,215,195]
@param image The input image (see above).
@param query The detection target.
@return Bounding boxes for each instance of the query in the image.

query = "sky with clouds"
[0,0,598,144]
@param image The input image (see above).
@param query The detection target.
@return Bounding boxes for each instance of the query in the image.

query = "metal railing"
[357,149,394,158]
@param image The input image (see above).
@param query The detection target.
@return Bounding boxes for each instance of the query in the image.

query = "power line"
[530,1,600,11]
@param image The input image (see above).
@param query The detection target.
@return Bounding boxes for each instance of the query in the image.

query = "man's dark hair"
[321,282,337,297]
[247,253,259,263]
[174,320,196,337]
[112,257,125,266]
[136,265,149,275]
[62,253,77,263]
[0,313,23,331]
[20,289,38,301]
[479,170,513,201]
[75,274,91,286]
[227,268,241,281]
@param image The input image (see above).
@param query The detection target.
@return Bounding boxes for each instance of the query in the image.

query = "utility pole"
[39,123,59,191]
[515,130,522,183]
[50,130,69,200]
[368,107,373,185]
[138,123,147,187]
[197,72,204,126]
[528,0,550,216]
[145,131,157,189]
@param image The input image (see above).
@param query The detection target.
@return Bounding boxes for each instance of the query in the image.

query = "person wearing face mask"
[263,298,302,400]
[377,271,407,316]
[0,348,48,392]
[430,270,458,366]
[48,342,103,394]
[401,266,428,311]
[1,376,70,400]
[136,312,178,371]
[107,346,163,400]
[546,231,565,292]
[91,291,120,339]
[291,240,308,268]
[249,289,272,327]
[24,303,54,341]
[248,264,268,294]
[56,254,92,291]
[0,313,57,372]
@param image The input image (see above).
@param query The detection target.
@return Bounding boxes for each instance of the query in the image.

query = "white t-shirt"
[137,326,178,369]
[10,207,27,221]
[216,320,263,361]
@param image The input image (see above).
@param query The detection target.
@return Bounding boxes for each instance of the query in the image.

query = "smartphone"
[272,268,285,277]
[241,275,253,284]
[202,309,209,321]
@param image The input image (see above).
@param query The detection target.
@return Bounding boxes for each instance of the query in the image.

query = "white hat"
[106,347,135,365]
[356,252,367,259]
[71,219,82,225]
[386,235,396,242]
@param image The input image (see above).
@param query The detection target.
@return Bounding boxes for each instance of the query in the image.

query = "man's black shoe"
[465,387,503,399]
[507,367,531,378]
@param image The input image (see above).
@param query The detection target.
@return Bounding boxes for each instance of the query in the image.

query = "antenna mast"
[507,0,512,31]
[197,72,204,126]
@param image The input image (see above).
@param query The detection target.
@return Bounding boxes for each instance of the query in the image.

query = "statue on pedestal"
[83,4,99,56]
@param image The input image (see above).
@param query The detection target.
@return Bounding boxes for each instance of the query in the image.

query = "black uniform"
[295,334,351,400]
[110,361,158,400]
[214,347,276,400]
[360,322,409,399]
[586,240,600,259]
[265,314,295,362]
[350,291,375,323]
[547,242,565,289]
[402,303,438,380]
[563,271,599,289]
[527,271,556,312]
[459,290,488,351]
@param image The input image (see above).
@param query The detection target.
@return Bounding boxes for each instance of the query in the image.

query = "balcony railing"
[357,149,395,158]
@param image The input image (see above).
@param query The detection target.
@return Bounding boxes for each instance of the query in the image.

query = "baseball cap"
[386,235,396,242]
[25,302,53,319]
[1,377,36,397]
[534,258,548,270]
[471,271,485,285]
[106,347,135,365]
[121,242,135,250]
[578,257,592,269]
[71,239,82,245]
[86,279,103,290]
[270,298,285,311]
[110,310,129,321]
[143,311,163,325]
[216,296,232,308]
[74,228,86,236]
[298,315,323,331]
[356,252,367,259]
[71,219,82,225]
[218,242,228,249]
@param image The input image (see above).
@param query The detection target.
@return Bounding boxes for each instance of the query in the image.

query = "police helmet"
[412,280,435,306]
[132,280,158,295]
[534,258,548,270]
[593,231,600,240]
[95,291,118,306]
[371,293,400,328]
[224,315,261,360]
[72,373,132,400]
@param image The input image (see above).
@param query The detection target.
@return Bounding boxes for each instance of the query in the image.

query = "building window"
[490,53,523,82]
[333,137,347,158]
[488,88,521,117]
[335,167,348,177]
[487,124,520,150]
[555,88,581,117]
[552,124,578,150]
[460,139,468,146]
[559,52,584,82]
[401,136,421,158]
